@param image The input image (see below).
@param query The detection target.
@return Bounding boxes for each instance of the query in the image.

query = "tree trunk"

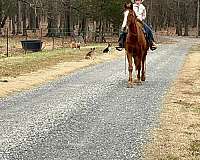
[22,3,27,36]
[176,0,182,36]
[64,6,70,36]
[17,0,22,34]
[29,7,35,29]
[183,4,189,36]
[11,16,16,35]
[47,1,58,37]
[80,16,86,41]
[197,0,200,36]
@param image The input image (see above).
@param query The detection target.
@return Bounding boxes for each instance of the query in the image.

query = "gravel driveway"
[0,37,198,160]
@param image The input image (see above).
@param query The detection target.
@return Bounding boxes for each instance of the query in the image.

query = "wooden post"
[6,28,9,57]
[26,29,28,40]
[52,36,55,50]
[40,28,43,40]
[62,36,64,48]
[25,29,27,54]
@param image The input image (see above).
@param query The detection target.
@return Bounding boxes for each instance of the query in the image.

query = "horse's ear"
[124,2,133,10]
[129,3,133,10]
[124,3,127,9]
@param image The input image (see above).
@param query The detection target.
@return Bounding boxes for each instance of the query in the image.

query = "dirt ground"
[144,46,200,159]
[0,49,124,97]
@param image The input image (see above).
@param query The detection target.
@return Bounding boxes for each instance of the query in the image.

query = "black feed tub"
[21,39,43,52]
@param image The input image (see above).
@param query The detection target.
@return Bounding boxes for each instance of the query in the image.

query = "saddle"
[136,19,146,35]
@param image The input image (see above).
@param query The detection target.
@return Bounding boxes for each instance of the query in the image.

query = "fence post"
[25,29,27,54]
[52,36,55,50]
[26,29,28,40]
[6,28,9,57]
[40,28,43,40]
[62,36,64,48]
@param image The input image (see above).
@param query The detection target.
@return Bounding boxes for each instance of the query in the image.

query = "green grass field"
[0,43,111,78]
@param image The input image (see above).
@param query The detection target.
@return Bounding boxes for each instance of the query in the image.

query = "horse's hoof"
[141,77,146,81]
[136,81,142,85]
[127,82,133,88]
[133,79,142,85]
[133,79,139,83]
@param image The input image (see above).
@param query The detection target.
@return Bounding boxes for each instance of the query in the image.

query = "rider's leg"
[143,23,157,50]
[116,31,127,51]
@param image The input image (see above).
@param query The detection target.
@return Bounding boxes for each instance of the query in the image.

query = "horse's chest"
[126,34,138,46]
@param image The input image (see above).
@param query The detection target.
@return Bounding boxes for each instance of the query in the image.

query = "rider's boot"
[150,41,157,51]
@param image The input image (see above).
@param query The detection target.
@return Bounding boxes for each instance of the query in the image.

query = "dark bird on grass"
[103,43,112,53]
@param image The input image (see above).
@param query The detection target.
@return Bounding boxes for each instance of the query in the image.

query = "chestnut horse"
[123,3,149,87]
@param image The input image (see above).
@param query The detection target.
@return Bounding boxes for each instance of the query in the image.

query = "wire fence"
[0,28,119,58]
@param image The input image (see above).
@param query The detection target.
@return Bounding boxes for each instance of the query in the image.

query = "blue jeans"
[143,23,154,44]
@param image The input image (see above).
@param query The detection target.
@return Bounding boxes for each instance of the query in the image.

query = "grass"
[0,44,107,78]
[191,106,200,114]
[144,44,200,160]
[190,140,200,156]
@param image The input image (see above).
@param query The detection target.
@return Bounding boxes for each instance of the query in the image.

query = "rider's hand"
[121,27,126,32]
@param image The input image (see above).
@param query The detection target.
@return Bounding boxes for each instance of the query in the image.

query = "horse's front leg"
[137,65,141,81]
[127,52,133,87]
[134,56,141,83]
[141,54,146,81]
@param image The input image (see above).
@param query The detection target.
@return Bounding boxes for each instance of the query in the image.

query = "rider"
[116,0,157,51]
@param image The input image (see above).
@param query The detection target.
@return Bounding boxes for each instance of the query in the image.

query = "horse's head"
[123,2,137,28]
[124,2,133,11]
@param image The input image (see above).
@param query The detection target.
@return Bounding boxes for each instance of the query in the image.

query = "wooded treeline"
[0,0,199,38]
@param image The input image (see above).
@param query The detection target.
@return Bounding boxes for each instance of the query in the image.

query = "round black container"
[21,39,43,52]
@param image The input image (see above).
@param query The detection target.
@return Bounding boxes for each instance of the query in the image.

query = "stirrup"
[150,45,157,51]
[116,47,123,51]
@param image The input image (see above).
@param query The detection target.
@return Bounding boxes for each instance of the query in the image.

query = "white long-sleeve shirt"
[133,3,146,21]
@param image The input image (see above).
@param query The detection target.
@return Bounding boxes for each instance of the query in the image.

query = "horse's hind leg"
[141,54,146,81]
[134,56,141,83]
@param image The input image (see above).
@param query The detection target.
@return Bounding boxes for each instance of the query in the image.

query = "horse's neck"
[127,10,136,28]
[129,18,138,34]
